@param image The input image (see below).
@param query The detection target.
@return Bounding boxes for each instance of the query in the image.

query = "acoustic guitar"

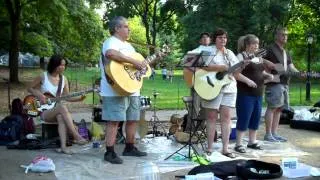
[264,63,320,83]
[105,45,170,95]
[194,55,262,100]
[183,49,266,88]
[24,88,98,116]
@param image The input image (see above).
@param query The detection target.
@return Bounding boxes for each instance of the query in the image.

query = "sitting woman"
[28,54,88,154]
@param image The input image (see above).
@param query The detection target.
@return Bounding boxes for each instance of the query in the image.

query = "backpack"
[10,98,35,136]
[21,114,35,136]
[0,115,23,145]
[78,119,89,140]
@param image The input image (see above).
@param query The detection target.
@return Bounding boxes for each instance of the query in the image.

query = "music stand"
[165,51,212,161]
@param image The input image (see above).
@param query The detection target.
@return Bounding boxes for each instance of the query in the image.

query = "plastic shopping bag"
[21,155,55,174]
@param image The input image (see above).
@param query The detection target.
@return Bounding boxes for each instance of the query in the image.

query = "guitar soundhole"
[216,72,224,80]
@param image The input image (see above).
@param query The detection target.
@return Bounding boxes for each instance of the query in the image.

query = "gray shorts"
[201,92,236,110]
[265,84,289,108]
[101,96,140,121]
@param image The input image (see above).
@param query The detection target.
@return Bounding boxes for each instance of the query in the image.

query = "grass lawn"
[65,67,320,109]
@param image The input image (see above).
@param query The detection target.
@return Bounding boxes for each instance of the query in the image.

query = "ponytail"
[237,36,246,53]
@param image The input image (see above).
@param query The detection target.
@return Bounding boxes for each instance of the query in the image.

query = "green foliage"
[22,32,53,56]
[1,0,106,62]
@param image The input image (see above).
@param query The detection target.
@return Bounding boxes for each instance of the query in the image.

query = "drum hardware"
[147,90,168,138]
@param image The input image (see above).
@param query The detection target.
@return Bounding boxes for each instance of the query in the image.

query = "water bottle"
[135,162,160,180]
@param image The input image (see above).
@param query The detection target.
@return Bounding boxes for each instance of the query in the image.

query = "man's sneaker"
[123,147,147,157]
[272,134,288,142]
[104,151,123,164]
[264,134,279,142]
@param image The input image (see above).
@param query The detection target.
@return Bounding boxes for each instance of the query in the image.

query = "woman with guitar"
[200,28,244,158]
[233,34,274,153]
[27,54,88,154]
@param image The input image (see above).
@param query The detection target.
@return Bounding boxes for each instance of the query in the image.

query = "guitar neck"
[51,89,93,102]
[144,53,158,65]
[226,61,244,74]
[283,71,320,78]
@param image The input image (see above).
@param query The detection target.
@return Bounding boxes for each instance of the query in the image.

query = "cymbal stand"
[148,91,167,138]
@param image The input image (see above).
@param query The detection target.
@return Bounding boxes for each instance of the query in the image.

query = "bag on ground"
[0,115,23,145]
[21,155,55,174]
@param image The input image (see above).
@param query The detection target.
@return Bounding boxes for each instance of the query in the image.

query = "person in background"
[161,67,167,80]
[149,67,156,80]
[234,34,274,153]
[168,68,174,83]
[28,54,88,154]
[263,27,299,142]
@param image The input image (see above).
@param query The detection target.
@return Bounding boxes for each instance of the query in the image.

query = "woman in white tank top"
[28,55,88,154]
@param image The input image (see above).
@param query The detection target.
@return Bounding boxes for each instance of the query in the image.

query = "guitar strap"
[101,52,114,85]
[271,44,287,71]
[56,74,63,97]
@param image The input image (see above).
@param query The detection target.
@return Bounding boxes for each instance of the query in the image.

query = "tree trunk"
[5,0,21,83]
[9,17,20,83]
[151,0,158,54]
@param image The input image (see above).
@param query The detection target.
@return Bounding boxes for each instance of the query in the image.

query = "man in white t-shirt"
[100,16,147,164]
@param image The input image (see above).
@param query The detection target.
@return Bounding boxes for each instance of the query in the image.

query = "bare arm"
[63,77,85,102]
[262,58,275,70]
[27,74,46,103]
[202,64,228,72]
[234,72,257,88]
[105,49,145,70]
[289,63,299,73]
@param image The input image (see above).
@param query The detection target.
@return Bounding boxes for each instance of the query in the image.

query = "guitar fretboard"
[50,89,94,102]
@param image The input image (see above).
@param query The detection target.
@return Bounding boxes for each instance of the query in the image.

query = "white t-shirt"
[99,36,139,96]
[192,45,216,53]
[208,48,239,93]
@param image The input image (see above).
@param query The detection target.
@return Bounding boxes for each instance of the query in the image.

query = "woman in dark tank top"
[233,34,274,153]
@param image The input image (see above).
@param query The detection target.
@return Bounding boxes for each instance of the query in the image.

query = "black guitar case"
[290,119,320,132]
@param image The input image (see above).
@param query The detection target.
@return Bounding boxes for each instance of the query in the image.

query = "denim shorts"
[101,96,140,121]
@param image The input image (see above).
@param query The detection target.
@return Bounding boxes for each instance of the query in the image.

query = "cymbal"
[152,92,160,95]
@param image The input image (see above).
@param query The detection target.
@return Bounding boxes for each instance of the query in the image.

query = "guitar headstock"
[155,44,170,58]
[255,48,267,57]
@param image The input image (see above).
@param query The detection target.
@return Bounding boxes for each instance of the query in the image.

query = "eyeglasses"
[217,36,227,39]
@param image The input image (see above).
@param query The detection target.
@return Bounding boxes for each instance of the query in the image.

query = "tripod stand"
[165,51,211,161]
[148,90,167,138]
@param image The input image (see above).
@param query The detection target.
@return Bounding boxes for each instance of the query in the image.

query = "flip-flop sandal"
[222,152,236,159]
[247,143,263,150]
[205,149,213,156]
[56,148,73,155]
[234,145,246,153]
[73,139,88,145]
